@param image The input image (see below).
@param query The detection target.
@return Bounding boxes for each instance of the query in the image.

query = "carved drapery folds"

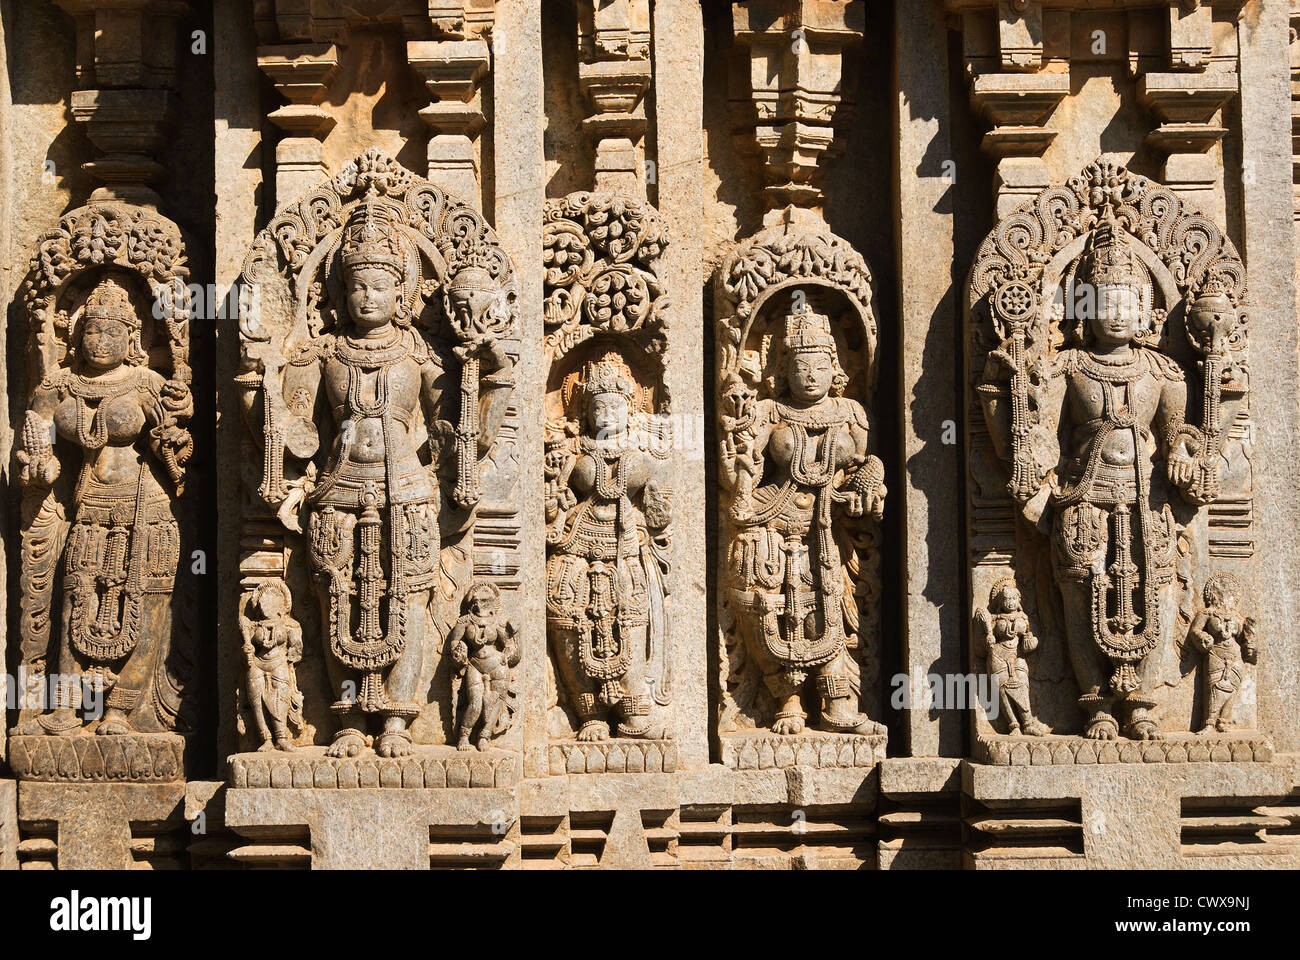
[542,192,676,770]
[714,213,887,768]
[234,148,520,772]
[966,157,1261,760]
[9,202,197,782]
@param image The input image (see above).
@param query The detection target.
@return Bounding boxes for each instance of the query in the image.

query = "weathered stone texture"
[0,0,1296,871]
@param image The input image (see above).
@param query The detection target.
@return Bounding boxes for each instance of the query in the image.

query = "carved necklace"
[775,398,845,429]
[336,329,407,368]
[70,372,136,451]
[1078,351,1146,384]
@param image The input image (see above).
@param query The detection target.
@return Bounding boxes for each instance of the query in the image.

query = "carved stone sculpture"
[9,203,196,780]
[449,581,520,751]
[544,192,675,751]
[237,148,518,761]
[969,158,1254,746]
[715,214,887,753]
[1191,573,1258,734]
[239,581,310,751]
[975,579,1048,737]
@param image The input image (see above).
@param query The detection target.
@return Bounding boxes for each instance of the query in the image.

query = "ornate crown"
[83,276,139,329]
[1080,220,1145,288]
[782,310,836,355]
[582,354,637,401]
[447,242,497,295]
[341,190,405,275]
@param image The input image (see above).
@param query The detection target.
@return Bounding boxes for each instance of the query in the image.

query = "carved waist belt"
[313,464,438,508]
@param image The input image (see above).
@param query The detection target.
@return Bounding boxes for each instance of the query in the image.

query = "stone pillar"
[652,0,706,770]
[895,0,964,757]
[1238,0,1300,754]
[492,0,549,782]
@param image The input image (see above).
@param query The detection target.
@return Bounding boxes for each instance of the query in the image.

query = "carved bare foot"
[1127,719,1164,740]
[1021,717,1050,737]
[273,737,295,752]
[457,735,475,752]
[1084,716,1119,740]
[772,713,805,736]
[257,739,277,752]
[577,719,609,742]
[375,730,412,758]
[327,729,367,758]
[95,711,131,736]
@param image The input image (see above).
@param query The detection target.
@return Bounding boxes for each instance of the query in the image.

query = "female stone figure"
[546,354,672,741]
[239,580,308,752]
[979,221,1226,740]
[975,579,1049,737]
[15,275,192,736]
[1190,573,1258,734]
[720,310,886,736]
[267,194,514,758]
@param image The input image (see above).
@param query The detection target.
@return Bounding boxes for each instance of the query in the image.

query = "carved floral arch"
[239,147,518,349]
[966,157,1248,367]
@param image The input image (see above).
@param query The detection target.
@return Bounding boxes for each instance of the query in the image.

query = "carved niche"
[714,211,888,770]
[967,157,1267,763]
[542,191,678,774]
[232,148,522,784]
[9,202,198,782]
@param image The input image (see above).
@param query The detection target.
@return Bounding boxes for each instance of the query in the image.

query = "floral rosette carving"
[543,192,669,359]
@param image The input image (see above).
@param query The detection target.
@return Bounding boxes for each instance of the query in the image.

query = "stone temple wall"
[0,0,1296,870]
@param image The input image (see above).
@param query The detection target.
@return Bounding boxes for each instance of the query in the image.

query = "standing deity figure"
[975,579,1049,737]
[979,220,1239,741]
[546,355,672,741]
[239,581,309,752]
[449,581,520,751]
[720,310,886,736]
[264,192,514,758]
[15,275,192,737]
[1190,574,1257,734]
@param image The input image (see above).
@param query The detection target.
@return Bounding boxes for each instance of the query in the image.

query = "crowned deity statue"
[545,354,673,741]
[978,218,1245,741]
[14,274,193,736]
[262,190,514,758]
[720,308,887,737]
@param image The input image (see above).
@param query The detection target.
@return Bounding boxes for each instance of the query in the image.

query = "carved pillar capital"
[730,0,864,213]
[53,0,191,206]
[257,43,341,208]
[575,0,652,195]
[407,38,491,206]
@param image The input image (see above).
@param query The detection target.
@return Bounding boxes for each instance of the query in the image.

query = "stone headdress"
[582,353,638,402]
[333,188,421,323]
[79,275,149,366]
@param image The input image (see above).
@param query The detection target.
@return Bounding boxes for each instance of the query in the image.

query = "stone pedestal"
[17,781,187,870]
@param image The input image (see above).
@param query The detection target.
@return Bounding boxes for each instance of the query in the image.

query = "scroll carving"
[543,191,675,756]
[9,202,197,781]
[967,158,1261,753]
[235,148,519,767]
